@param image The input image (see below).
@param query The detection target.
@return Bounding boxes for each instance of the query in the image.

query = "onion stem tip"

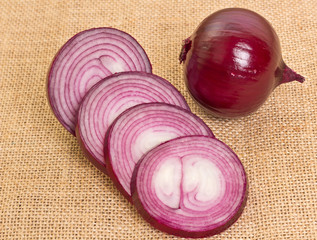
[282,65,305,84]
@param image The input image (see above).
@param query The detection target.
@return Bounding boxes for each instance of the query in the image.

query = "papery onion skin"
[180,8,305,118]
[104,103,214,202]
[75,72,190,175]
[47,27,152,135]
[131,135,248,238]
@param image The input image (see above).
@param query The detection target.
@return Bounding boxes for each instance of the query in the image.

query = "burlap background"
[0,0,316,239]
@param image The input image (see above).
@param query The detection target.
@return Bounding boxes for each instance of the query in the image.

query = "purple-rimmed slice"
[47,27,152,135]
[131,135,248,238]
[76,72,190,174]
[105,103,214,202]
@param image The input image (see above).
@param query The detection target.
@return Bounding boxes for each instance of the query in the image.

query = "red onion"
[131,135,248,238]
[105,103,214,202]
[180,8,305,118]
[76,72,190,174]
[47,27,152,135]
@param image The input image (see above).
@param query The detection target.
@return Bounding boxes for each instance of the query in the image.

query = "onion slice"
[76,72,190,174]
[47,27,152,135]
[131,135,248,238]
[105,103,214,202]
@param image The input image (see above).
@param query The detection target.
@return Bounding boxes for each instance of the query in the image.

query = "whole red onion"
[180,8,305,118]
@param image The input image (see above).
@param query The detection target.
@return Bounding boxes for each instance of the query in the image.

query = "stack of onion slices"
[47,26,249,238]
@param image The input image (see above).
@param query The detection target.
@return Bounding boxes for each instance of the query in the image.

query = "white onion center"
[153,156,224,209]
[132,129,179,163]
[153,157,182,209]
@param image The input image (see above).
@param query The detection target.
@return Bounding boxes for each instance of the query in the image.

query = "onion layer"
[47,27,152,135]
[131,135,248,238]
[76,72,189,174]
[180,8,304,118]
[105,103,214,202]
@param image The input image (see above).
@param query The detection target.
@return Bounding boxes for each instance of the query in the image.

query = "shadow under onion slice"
[104,103,214,202]
[131,135,248,238]
[47,27,152,135]
[76,72,190,174]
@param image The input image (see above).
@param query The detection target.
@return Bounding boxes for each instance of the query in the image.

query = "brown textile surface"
[0,0,316,239]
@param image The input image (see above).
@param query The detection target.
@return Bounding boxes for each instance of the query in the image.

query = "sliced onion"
[105,103,214,202]
[47,27,152,135]
[131,135,248,238]
[76,72,190,174]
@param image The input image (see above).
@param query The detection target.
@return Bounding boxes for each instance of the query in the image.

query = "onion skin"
[180,8,305,118]
[131,136,248,238]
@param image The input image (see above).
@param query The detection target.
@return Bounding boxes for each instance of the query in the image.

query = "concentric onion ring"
[76,72,190,174]
[47,27,152,135]
[105,103,214,202]
[131,135,248,238]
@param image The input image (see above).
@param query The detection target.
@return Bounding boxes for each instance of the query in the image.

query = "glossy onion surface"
[131,136,248,238]
[180,8,304,118]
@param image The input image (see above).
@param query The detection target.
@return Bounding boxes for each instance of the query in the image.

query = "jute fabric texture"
[0,1,316,239]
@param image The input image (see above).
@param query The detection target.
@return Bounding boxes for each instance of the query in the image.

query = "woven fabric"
[0,0,316,239]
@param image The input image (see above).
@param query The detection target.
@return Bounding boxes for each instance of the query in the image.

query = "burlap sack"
[1,0,316,239]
